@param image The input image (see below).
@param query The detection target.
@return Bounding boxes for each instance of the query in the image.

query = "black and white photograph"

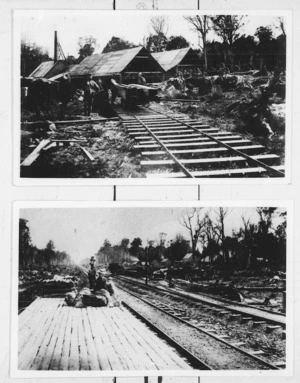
[16,10,290,181]
[13,202,290,377]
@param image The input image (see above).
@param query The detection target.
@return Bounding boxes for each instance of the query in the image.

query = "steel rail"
[145,107,285,178]
[119,283,280,370]
[117,276,285,326]
[122,301,212,370]
[132,115,195,178]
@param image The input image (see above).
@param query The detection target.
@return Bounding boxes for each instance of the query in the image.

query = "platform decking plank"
[19,298,192,371]
[76,309,90,370]
[86,308,112,370]
[68,306,80,370]
[81,309,101,370]
[118,306,189,370]
[49,305,71,370]
[101,308,135,370]
[59,306,74,370]
[113,307,159,370]
[107,308,149,370]
[89,307,124,370]
[40,301,69,370]
[18,299,61,368]
[99,309,130,370]
[113,308,160,369]
[19,297,43,329]
[29,300,65,370]
[126,306,190,370]
[19,297,49,339]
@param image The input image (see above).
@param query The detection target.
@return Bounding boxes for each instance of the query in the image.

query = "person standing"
[84,74,99,116]
[137,72,146,85]
[88,256,96,290]
[59,72,72,119]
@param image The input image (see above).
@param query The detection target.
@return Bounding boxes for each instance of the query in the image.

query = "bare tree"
[150,16,169,36]
[179,208,206,258]
[213,207,231,263]
[147,16,169,52]
[274,17,286,36]
[185,15,210,72]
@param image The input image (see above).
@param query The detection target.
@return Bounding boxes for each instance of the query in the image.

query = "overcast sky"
[19,206,285,263]
[18,10,283,58]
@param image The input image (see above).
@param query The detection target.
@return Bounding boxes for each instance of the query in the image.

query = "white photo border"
[11,200,293,378]
[13,9,292,186]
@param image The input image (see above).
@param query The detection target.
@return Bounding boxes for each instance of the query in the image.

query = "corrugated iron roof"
[152,47,194,72]
[70,46,159,77]
[29,61,56,78]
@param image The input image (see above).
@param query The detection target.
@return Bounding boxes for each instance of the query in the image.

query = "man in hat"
[84,74,99,116]
[88,256,96,290]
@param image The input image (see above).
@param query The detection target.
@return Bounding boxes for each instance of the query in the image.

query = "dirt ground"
[20,74,286,178]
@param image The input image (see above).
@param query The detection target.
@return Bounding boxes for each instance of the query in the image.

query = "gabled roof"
[29,61,56,78]
[152,47,199,72]
[29,60,67,78]
[70,46,163,77]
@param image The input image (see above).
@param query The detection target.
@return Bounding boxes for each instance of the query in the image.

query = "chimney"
[54,31,58,62]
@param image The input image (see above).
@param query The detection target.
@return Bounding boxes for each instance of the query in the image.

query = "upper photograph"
[16,10,290,182]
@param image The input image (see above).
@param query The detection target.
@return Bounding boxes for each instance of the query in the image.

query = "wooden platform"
[18,298,192,371]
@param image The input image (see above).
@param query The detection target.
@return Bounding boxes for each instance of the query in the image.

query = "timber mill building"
[69,46,164,84]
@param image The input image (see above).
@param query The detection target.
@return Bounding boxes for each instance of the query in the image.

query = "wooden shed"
[152,48,202,79]
[29,60,67,79]
[69,46,164,84]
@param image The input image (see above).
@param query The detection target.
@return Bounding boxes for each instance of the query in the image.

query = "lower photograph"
[12,201,291,378]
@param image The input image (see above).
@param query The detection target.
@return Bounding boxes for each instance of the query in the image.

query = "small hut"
[69,46,164,84]
[152,47,202,79]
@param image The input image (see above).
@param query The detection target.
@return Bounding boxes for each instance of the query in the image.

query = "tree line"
[21,15,286,76]
[93,207,286,271]
[19,219,72,269]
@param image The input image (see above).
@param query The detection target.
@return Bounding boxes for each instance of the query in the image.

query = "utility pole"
[54,31,58,62]
[113,0,116,10]
[145,246,148,285]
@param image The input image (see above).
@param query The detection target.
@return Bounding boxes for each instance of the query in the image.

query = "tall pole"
[145,246,148,285]
[54,31,58,62]
[198,0,200,10]
[113,0,116,10]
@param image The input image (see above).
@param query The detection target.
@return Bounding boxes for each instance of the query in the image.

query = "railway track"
[117,276,285,326]
[76,265,211,369]
[115,277,286,369]
[119,106,285,178]
[77,266,285,369]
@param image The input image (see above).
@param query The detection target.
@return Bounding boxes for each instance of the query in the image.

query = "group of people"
[83,72,147,116]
